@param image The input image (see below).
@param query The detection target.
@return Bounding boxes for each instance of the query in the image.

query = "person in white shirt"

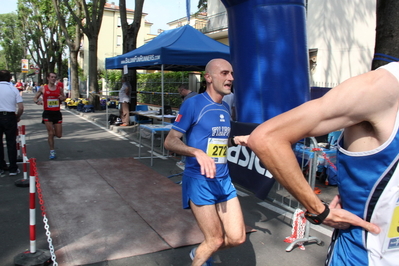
[0,70,24,176]
[119,76,132,126]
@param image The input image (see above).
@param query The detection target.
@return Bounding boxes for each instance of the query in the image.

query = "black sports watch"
[304,202,330,225]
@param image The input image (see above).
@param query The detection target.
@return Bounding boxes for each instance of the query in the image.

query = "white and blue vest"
[328,62,399,266]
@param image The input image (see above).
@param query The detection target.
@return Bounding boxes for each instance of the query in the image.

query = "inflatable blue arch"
[221,0,310,199]
[221,0,310,123]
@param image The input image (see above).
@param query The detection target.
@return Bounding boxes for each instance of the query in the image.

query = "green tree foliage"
[137,71,193,108]
[99,69,122,95]
[53,0,83,98]
[119,0,145,109]
[60,0,106,108]
[197,0,207,12]
[0,13,25,79]
[17,0,66,83]
[0,50,6,69]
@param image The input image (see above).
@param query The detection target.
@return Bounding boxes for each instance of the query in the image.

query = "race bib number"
[47,98,59,108]
[384,192,399,252]
[206,138,228,164]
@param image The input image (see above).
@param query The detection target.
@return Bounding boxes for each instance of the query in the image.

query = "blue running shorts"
[182,174,237,209]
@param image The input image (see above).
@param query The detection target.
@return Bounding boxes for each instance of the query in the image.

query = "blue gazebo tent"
[105,24,230,71]
[105,25,230,123]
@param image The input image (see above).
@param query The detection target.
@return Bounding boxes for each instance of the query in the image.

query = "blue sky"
[1,0,199,34]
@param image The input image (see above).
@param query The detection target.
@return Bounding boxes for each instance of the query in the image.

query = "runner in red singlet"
[33,73,66,159]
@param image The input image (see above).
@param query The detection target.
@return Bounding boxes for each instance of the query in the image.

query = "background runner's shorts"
[182,174,237,209]
[42,110,62,124]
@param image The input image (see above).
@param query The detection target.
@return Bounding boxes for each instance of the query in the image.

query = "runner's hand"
[194,150,216,179]
[234,135,250,146]
[323,195,380,234]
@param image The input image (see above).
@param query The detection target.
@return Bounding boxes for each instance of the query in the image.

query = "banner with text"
[228,121,275,199]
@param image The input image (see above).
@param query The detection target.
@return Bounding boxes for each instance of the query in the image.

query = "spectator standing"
[0,70,24,176]
[176,84,199,168]
[119,76,131,126]
[33,73,66,160]
[178,84,198,102]
[199,80,207,94]
[165,59,247,266]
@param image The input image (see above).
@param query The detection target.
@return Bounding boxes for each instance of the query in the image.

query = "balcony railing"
[199,11,228,34]
[169,11,228,35]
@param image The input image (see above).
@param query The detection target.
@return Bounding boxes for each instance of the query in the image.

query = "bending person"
[247,62,399,265]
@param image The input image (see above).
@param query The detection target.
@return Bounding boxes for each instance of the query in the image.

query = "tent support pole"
[105,70,109,129]
[161,64,165,125]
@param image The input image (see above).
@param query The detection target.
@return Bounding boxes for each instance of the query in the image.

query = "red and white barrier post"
[21,125,28,180]
[16,125,22,162]
[14,158,51,266]
[15,125,29,187]
[29,158,36,253]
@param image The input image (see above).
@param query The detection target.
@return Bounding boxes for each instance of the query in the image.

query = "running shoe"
[9,169,20,176]
[189,247,213,266]
[0,169,4,176]
[49,150,56,160]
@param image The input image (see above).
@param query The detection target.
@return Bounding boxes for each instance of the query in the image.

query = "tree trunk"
[70,50,80,98]
[48,60,56,74]
[88,38,100,109]
[120,0,145,111]
[52,0,83,99]
[372,0,399,70]
[56,52,63,78]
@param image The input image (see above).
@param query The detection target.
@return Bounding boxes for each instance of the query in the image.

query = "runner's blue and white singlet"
[328,62,399,266]
[172,92,231,180]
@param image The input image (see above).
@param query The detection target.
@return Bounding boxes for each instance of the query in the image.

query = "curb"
[71,109,139,141]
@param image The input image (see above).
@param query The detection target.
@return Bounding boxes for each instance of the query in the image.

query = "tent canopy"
[105,25,230,71]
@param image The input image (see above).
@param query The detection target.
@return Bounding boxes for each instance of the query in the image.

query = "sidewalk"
[72,106,140,141]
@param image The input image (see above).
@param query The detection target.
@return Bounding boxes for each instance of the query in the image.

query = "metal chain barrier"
[42,216,57,266]
[31,159,58,266]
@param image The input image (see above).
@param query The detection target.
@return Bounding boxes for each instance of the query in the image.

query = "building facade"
[203,0,376,87]
[167,12,208,32]
[306,0,376,88]
[79,2,154,76]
